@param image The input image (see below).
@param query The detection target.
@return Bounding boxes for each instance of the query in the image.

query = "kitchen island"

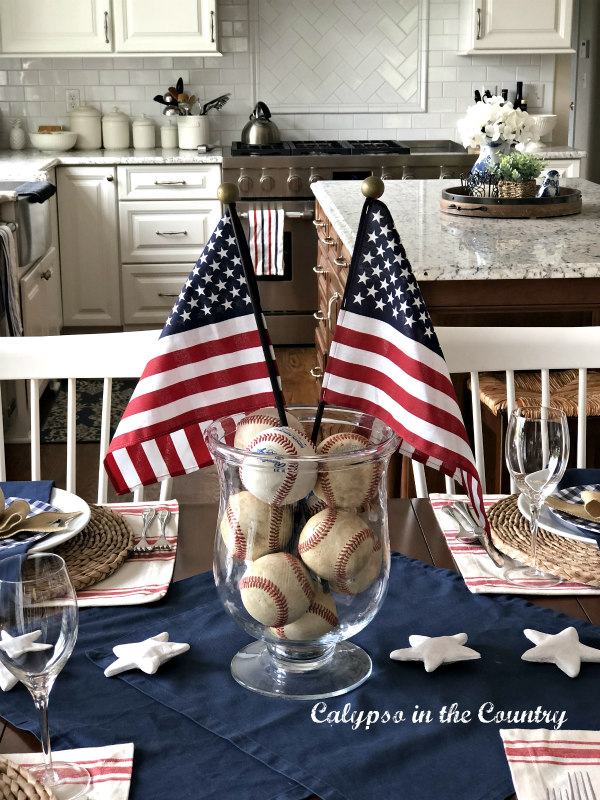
[311,177,600,331]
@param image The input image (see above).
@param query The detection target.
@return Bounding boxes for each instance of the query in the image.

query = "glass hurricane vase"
[205,406,400,700]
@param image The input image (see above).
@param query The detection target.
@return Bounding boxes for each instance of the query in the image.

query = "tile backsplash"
[0,0,556,149]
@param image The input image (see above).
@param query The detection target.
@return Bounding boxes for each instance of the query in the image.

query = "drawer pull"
[156,230,188,236]
[154,180,187,186]
[158,292,179,298]
[312,219,326,228]
[313,264,328,274]
[333,256,348,268]
[40,269,52,281]
[313,310,326,321]
[322,236,336,246]
[310,366,323,378]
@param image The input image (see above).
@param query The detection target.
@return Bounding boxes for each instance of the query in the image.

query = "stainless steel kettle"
[241,102,281,145]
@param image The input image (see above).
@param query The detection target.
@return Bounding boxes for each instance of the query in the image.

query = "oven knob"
[287,169,302,193]
[260,169,275,191]
[402,165,416,180]
[380,167,393,181]
[237,171,253,194]
[309,167,323,185]
[439,164,453,179]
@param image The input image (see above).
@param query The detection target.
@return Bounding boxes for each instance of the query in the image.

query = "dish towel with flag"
[319,195,488,531]
[103,208,281,495]
[246,204,285,276]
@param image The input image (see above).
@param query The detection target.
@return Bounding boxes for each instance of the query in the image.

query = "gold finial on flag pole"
[217,182,239,204]
[361,176,385,199]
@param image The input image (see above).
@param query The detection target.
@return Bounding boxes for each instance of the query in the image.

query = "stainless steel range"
[222,139,473,345]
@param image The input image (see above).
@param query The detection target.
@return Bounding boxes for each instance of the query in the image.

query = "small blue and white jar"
[536,169,560,198]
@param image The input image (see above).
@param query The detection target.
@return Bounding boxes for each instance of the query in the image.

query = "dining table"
[1,497,599,800]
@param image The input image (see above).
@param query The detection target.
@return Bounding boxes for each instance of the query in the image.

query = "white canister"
[69,102,102,150]
[160,122,178,149]
[177,115,209,149]
[102,107,130,150]
[9,119,26,150]
[132,114,155,150]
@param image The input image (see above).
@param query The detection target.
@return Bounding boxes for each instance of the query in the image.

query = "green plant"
[491,152,547,183]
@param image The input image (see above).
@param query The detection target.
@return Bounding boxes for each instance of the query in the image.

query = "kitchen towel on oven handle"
[246,205,284,277]
[0,223,23,337]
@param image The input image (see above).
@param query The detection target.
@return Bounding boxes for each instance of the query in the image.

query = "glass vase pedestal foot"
[29,763,91,800]
[231,640,372,700]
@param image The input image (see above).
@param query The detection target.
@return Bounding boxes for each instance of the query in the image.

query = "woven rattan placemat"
[53,505,133,591]
[488,495,600,586]
[0,757,57,800]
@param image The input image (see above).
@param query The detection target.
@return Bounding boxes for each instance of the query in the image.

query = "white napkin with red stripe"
[76,501,178,607]
[246,205,284,276]
[431,494,600,596]
[501,728,600,799]
[8,743,133,800]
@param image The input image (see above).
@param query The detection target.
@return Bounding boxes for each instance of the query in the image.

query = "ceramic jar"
[177,116,208,149]
[132,114,155,150]
[102,107,130,150]
[9,119,26,150]
[69,102,102,150]
[160,121,178,149]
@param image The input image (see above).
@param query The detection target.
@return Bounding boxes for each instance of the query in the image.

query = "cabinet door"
[57,167,122,326]
[543,159,581,178]
[112,0,218,53]
[461,0,574,52]
[20,247,63,336]
[0,0,112,54]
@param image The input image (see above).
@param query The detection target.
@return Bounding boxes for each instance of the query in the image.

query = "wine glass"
[505,405,569,587]
[0,553,90,800]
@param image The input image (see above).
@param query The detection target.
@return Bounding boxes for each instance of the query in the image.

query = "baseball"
[240,426,318,506]
[298,508,382,595]
[239,552,315,627]
[313,433,379,508]
[234,407,305,451]
[271,585,338,640]
[219,491,293,561]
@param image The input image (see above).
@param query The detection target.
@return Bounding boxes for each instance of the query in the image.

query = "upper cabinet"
[459,0,575,54]
[0,0,220,55]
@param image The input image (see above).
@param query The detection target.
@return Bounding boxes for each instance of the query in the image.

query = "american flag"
[320,197,488,530]
[104,209,280,495]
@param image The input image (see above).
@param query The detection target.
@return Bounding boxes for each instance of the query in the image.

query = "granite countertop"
[0,146,223,182]
[312,178,600,281]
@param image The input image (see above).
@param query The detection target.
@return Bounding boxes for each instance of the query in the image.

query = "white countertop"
[0,147,223,181]
[312,178,600,281]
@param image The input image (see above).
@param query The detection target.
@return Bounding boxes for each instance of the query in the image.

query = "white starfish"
[390,632,481,672]
[0,661,18,691]
[104,632,189,677]
[0,630,52,658]
[522,627,600,678]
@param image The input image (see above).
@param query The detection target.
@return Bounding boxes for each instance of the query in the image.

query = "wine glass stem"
[530,501,541,572]
[32,690,54,784]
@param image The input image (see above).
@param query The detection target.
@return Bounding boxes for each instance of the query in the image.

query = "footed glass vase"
[205,406,400,700]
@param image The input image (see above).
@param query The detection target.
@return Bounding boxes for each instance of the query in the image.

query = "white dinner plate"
[28,488,91,553]
[517,493,597,546]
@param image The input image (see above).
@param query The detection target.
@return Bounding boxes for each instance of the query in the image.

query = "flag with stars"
[104,209,281,495]
[320,197,487,529]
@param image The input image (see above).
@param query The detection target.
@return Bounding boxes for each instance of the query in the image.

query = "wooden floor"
[3,346,321,505]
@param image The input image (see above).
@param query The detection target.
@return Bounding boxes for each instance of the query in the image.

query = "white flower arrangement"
[457,95,540,150]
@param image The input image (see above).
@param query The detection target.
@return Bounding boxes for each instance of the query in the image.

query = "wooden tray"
[440,186,582,218]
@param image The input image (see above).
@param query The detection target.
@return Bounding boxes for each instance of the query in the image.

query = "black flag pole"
[310,176,385,443]
[217,182,288,427]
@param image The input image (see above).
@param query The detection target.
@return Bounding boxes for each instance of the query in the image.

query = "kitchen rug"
[40,379,137,444]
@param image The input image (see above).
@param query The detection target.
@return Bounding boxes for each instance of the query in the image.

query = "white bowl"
[29,130,78,152]
[528,114,558,140]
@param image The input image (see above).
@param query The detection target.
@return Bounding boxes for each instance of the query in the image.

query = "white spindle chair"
[412,326,600,497]
[0,330,173,503]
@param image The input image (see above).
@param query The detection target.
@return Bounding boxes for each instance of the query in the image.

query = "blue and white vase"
[471,137,513,175]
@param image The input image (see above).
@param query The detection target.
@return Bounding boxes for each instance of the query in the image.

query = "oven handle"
[238,210,314,220]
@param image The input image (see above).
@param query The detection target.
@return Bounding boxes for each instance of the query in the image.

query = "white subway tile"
[68,70,100,85]
[25,85,54,102]
[429,66,457,82]
[39,70,70,86]
[9,70,38,86]
[0,71,6,86]
[129,70,161,85]
[429,2,459,19]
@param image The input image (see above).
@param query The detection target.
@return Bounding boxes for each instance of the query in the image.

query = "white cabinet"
[20,247,63,336]
[0,0,112,54]
[112,0,217,54]
[0,0,219,55]
[459,0,574,53]
[117,164,221,327]
[57,166,122,327]
[542,159,581,178]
